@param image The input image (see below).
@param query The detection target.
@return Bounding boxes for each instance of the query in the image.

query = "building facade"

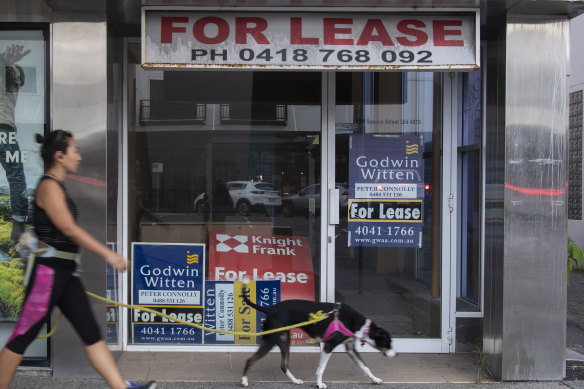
[0,0,580,382]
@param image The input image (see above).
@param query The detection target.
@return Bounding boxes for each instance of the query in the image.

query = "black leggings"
[4,260,102,354]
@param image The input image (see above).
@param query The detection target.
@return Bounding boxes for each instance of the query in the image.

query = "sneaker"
[126,381,156,389]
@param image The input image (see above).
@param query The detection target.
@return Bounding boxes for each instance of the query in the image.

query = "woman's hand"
[104,251,127,272]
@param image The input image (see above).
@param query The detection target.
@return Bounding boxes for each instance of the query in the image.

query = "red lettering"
[160,17,188,44]
[396,20,428,46]
[323,18,353,45]
[236,17,269,44]
[290,17,319,44]
[193,17,229,44]
[356,19,394,46]
[433,20,463,46]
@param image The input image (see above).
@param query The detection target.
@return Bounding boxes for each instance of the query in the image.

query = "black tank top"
[33,175,79,253]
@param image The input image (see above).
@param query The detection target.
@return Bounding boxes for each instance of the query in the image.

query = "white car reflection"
[194,181,281,216]
[281,183,348,217]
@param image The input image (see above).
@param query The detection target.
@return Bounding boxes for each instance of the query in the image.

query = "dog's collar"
[355,319,372,346]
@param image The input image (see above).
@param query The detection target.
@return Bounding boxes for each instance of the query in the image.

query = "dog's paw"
[292,379,304,385]
[316,383,327,389]
[241,376,249,387]
[372,377,384,385]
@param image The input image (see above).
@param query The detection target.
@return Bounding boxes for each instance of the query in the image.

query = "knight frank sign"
[142,10,479,70]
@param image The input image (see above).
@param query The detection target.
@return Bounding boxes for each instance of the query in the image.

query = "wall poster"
[0,31,46,325]
[348,134,424,248]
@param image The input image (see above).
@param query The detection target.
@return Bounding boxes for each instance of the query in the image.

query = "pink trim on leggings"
[6,265,54,345]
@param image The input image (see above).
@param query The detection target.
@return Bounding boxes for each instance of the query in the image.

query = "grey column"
[51,15,109,378]
[484,18,569,380]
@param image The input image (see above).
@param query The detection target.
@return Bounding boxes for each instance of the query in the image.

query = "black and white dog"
[241,290,396,388]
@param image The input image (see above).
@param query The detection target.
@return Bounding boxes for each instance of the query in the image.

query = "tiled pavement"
[115,351,481,384]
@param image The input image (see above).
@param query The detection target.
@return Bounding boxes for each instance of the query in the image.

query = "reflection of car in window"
[194,181,281,216]
[281,183,348,217]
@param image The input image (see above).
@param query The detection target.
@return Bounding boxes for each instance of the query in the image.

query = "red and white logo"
[215,234,249,253]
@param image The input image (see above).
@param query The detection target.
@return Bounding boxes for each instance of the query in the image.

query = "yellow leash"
[37,291,329,339]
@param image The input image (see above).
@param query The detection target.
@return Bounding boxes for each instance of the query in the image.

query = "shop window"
[456,70,482,313]
[127,42,322,346]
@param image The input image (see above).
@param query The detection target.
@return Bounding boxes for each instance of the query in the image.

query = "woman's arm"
[35,179,127,271]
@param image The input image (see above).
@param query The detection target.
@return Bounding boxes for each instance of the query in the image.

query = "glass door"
[326,72,454,353]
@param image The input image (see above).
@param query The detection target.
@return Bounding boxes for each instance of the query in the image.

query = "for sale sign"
[348,134,424,248]
[204,280,280,344]
[208,232,315,344]
[143,11,479,70]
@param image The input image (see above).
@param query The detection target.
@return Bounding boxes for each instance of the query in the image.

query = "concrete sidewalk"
[6,378,581,389]
[9,350,584,389]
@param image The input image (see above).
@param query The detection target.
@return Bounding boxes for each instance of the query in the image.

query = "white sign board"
[142,11,479,70]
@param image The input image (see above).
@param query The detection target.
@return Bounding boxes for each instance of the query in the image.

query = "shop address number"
[192,48,433,64]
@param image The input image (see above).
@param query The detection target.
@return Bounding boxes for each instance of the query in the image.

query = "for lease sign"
[208,232,315,344]
[143,11,478,69]
[348,134,424,248]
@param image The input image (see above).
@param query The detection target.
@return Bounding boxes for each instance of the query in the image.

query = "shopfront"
[116,9,479,353]
[0,0,578,382]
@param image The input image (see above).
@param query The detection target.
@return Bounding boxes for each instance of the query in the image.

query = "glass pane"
[0,30,47,358]
[127,44,321,346]
[457,70,482,311]
[335,72,442,338]
[459,150,480,307]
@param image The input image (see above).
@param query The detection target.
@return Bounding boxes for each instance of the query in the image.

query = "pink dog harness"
[322,310,354,342]
[322,304,372,345]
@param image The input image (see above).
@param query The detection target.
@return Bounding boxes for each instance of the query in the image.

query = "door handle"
[329,188,339,225]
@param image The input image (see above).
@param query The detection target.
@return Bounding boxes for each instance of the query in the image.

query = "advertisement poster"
[132,243,205,344]
[0,31,46,323]
[106,262,118,344]
[348,134,424,248]
[204,280,280,345]
[208,232,315,344]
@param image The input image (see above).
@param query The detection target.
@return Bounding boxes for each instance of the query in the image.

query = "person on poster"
[0,44,29,241]
[0,130,155,389]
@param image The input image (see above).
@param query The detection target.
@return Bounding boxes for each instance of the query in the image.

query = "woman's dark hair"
[35,130,73,169]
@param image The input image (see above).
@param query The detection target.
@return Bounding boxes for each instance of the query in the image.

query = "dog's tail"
[241,279,269,314]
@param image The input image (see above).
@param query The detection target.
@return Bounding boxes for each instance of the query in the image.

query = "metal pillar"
[484,17,569,380]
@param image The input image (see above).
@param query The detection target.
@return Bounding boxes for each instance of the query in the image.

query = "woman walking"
[0,130,155,389]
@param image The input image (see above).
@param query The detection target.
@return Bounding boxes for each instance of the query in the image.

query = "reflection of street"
[333,218,435,338]
[277,213,436,338]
